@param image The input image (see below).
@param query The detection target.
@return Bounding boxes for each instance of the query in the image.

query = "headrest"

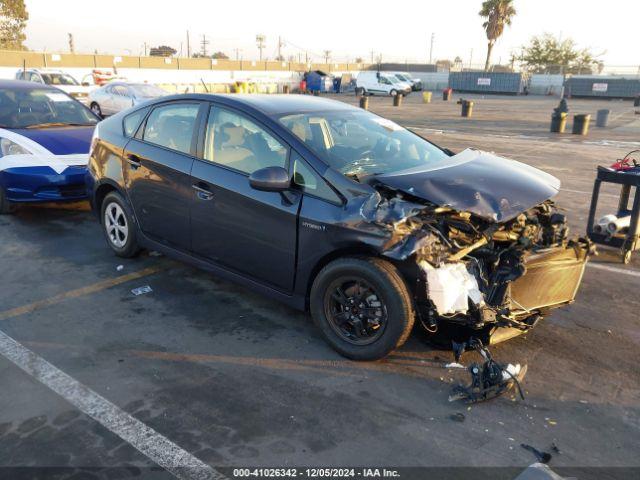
[223,126,246,147]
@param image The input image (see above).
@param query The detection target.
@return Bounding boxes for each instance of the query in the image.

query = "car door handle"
[192,183,214,200]
[126,154,141,169]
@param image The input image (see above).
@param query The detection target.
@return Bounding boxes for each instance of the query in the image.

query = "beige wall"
[0,49,366,73]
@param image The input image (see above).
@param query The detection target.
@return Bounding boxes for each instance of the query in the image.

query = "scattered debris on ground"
[131,285,153,296]
[521,443,552,464]
[448,339,527,403]
[445,362,466,369]
[449,413,466,422]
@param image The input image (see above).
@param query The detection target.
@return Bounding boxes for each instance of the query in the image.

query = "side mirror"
[82,82,90,86]
[249,166,291,192]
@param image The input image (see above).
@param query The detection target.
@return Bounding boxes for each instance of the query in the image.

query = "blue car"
[0,79,100,213]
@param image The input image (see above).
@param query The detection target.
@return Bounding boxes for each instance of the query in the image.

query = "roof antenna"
[201,78,209,93]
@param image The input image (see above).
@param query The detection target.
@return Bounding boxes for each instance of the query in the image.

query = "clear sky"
[23,0,640,67]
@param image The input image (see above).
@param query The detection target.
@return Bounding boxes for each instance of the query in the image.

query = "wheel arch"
[303,245,416,311]
[94,180,127,219]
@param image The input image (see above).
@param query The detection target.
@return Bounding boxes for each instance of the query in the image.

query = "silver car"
[88,82,166,117]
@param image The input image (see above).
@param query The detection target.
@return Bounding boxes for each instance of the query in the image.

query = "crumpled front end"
[354,184,591,343]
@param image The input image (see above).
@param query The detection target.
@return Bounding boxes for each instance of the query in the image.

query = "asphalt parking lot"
[1,93,639,480]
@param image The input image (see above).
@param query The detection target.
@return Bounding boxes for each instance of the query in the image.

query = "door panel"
[190,160,300,292]
[189,105,299,292]
[123,102,201,251]
[123,139,193,250]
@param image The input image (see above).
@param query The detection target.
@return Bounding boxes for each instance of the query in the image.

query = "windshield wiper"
[25,122,96,129]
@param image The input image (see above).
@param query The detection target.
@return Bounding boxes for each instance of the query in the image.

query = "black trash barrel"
[282,84,290,94]
[634,96,640,107]
[572,114,591,135]
[550,112,567,133]
[359,96,369,110]
[443,88,452,101]
[461,100,474,117]
[596,109,610,128]
[393,94,402,107]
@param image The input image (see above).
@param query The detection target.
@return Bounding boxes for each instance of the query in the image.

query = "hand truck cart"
[587,166,640,264]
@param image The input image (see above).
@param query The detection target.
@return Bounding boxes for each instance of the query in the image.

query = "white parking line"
[588,263,640,278]
[0,329,225,480]
[561,188,619,198]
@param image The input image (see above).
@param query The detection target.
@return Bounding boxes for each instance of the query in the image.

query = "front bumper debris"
[449,339,528,404]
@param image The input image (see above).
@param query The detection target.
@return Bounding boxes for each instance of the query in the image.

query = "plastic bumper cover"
[1,166,88,202]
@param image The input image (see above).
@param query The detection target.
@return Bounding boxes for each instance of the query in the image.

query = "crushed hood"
[373,149,561,222]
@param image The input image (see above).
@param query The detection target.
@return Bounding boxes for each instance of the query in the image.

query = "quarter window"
[143,103,199,155]
[123,108,148,137]
[203,107,287,175]
[292,151,341,204]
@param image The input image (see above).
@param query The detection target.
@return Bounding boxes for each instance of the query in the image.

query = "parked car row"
[15,68,94,104]
[0,79,589,361]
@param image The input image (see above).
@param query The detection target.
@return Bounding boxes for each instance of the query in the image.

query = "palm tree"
[479,0,516,71]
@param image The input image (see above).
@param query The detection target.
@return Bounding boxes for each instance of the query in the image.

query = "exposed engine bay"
[351,150,592,344]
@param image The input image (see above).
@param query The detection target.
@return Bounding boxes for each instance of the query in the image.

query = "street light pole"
[429,33,434,64]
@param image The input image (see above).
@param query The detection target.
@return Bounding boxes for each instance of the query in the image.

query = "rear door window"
[143,103,199,155]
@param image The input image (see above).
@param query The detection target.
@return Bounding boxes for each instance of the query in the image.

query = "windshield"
[130,84,166,98]
[41,73,79,86]
[395,74,410,82]
[384,76,403,85]
[279,110,451,178]
[0,88,99,128]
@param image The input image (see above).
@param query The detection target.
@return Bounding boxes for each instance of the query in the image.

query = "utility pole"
[429,33,434,64]
[68,33,75,54]
[200,34,209,57]
[277,36,284,60]
[144,42,148,56]
[370,50,375,64]
[256,34,266,61]
[186,30,191,57]
[323,50,331,63]
[469,48,473,69]
[234,48,241,61]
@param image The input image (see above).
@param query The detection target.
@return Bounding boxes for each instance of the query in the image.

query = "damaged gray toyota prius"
[87,94,590,361]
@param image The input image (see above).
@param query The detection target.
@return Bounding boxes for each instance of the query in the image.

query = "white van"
[356,71,412,97]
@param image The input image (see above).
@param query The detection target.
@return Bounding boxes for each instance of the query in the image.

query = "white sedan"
[88,82,167,117]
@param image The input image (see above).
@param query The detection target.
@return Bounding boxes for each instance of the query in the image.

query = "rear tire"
[0,187,15,215]
[310,257,415,360]
[101,191,140,258]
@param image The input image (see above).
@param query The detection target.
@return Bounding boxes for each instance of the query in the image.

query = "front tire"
[310,257,415,360]
[101,191,140,258]
[390,89,398,97]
